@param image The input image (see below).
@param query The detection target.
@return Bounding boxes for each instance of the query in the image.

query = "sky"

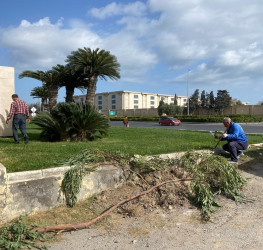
[1,0,263,105]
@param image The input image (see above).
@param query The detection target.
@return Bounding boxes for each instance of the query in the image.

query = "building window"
[150,96,155,100]
[134,105,138,109]
[134,95,138,98]
[161,97,165,101]
[80,97,84,102]
[98,106,102,110]
[184,99,187,102]
[171,98,174,101]
[150,101,154,105]
[98,101,102,105]
[151,106,155,108]
[112,95,116,99]
[134,100,138,104]
[98,96,102,100]
[112,100,116,104]
[112,105,116,109]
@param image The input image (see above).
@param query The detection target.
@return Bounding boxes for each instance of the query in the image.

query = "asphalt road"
[110,121,263,134]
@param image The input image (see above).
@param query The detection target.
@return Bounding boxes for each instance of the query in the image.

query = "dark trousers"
[222,141,248,162]
[12,114,28,142]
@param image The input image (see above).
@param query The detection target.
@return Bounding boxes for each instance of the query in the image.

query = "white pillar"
[0,66,15,137]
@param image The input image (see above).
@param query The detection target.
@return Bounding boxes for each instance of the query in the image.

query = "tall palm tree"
[66,47,120,106]
[19,70,61,111]
[52,64,87,103]
[30,86,49,111]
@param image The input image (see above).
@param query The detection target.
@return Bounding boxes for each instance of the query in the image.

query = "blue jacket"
[222,122,248,142]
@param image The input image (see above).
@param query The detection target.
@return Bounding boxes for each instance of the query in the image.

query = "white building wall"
[73,91,188,110]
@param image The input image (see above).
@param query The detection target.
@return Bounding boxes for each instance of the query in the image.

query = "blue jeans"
[222,141,248,162]
[12,114,28,143]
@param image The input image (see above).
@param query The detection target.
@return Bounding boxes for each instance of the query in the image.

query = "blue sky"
[1,0,263,105]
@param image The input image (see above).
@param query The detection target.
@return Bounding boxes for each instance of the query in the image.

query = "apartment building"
[73,90,188,110]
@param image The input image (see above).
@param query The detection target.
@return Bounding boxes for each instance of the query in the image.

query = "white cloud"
[1,0,263,104]
[103,31,157,77]
[89,1,147,19]
[1,18,102,72]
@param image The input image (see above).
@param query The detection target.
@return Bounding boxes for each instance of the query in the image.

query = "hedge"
[109,114,263,123]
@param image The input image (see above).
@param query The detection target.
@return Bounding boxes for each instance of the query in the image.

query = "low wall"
[0,163,128,223]
[99,105,263,117]
[2,147,260,224]
[194,105,263,116]
[0,152,187,224]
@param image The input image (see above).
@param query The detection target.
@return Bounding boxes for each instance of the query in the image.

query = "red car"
[159,117,181,126]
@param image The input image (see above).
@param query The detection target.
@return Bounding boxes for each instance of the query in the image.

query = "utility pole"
[187,68,191,115]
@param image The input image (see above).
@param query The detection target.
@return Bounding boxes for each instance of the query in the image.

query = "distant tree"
[30,86,49,111]
[236,100,244,105]
[215,90,232,113]
[205,92,211,108]
[257,101,263,105]
[189,89,200,113]
[157,100,165,116]
[200,90,206,108]
[158,103,183,116]
[170,104,183,116]
[174,93,178,105]
[209,91,215,109]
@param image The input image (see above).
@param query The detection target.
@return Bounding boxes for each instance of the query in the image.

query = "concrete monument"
[0,66,15,136]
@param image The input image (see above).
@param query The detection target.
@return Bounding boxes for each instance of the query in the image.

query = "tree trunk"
[48,85,58,111]
[85,75,98,106]
[65,86,75,103]
[42,98,48,112]
[34,178,193,233]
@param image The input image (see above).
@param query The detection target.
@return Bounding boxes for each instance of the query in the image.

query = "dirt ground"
[49,149,263,250]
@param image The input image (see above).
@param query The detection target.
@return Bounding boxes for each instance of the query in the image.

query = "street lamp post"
[187,69,190,115]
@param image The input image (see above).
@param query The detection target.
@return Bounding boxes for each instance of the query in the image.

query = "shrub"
[108,114,263,123]
[31,103,109,141]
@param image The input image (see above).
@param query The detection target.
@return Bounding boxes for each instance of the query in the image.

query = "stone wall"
[0,66,15,136]
[99,105,263,117]
[0,151,186,224]
[194,105,263,116]
[0,163,128,223]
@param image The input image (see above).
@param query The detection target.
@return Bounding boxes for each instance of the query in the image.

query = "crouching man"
[215,117,248,164]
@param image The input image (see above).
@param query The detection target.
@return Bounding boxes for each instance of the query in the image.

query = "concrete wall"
[0,163,128,223]
[99,105,263,117]
[194,105,263,116]
[0,66,15,136]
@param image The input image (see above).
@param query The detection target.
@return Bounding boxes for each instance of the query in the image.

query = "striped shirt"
[7,99,29,120]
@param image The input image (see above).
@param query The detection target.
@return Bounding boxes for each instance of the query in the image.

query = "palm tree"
[66,47,120,106]
[31,102,109,141]
[19,70,61,111]
[52,64,87,103]
[30,86,49,111]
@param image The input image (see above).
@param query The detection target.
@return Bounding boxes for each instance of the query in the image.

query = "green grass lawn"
[1,123,263,172]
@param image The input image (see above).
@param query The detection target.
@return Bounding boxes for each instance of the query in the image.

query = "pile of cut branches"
[0,219,50,250]
[180,151,248,220]
[0,149,250,248]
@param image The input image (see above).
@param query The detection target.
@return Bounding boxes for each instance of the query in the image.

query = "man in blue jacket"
[215,117,248,163]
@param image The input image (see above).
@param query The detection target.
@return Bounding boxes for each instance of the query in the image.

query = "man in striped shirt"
[6,94,30,144]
